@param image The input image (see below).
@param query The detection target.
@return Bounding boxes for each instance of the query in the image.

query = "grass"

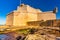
[16,28,30,35]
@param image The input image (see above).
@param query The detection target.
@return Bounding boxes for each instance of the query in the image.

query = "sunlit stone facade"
[6,4,56,26]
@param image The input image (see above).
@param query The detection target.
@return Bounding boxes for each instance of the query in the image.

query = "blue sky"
[0,0,60,25]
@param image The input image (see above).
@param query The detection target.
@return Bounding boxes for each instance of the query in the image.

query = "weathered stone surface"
[6,4,56,27]
[24,34,56,40]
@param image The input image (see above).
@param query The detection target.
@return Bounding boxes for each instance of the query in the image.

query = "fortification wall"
[27,13,37,21]
[27,5,42,13]
[13,12,28,26]
[38,12,56,21]
[6,4,56,27]
[6,13,13,26]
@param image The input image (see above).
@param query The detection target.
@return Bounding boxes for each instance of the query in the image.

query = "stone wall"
[6,12,14,26]
[53,20,60,27]
[40,20,60,27]
[13,12,28,26]
[38,12,56,21]
[27,13,37,21]
[6,4,56,27]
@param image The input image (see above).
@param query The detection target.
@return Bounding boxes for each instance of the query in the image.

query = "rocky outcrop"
[24,34,56,40]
